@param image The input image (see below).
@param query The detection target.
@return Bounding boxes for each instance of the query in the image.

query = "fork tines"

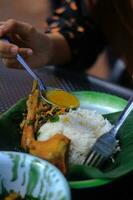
[83,149,105,167]
[83,133,119,168]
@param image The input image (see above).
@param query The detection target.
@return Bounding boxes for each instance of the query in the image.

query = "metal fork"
[83,95,133,168]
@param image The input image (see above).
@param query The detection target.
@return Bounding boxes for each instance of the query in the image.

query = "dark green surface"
[68,111,133,180]
[0,98,26,151]
[0,94,133,188]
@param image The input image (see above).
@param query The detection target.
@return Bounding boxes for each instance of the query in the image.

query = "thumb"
[0,19,36,40]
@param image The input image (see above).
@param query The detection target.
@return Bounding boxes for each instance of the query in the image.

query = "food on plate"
[29,134,70,174]
[38,107,113,164]
[2,192,37,200]
[20,80,70,174]
[3,192,20,200]
[20,80,112,174]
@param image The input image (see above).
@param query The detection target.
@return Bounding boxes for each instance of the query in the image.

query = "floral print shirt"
[46,0,106,69]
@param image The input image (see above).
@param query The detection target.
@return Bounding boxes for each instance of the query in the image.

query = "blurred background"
[0,0,132,88]
[0,0,50,30]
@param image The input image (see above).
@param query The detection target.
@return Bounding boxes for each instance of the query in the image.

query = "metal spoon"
[16,53,53,105]
[1,37,79,107]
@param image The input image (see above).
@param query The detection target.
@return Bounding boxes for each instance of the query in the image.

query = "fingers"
[1,50,31,68]
[0,40,33,58]
[2,58,23,69]
[0,20,34,57]
[0,21,5,26]
[0,41,18,58]
[19,48,33,56]
[0,19,36,39]
[0,20,34,69]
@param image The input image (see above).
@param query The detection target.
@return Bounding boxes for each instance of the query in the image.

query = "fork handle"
[112,95,133,137]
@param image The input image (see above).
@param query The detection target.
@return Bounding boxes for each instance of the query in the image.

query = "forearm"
[47,33,71,65]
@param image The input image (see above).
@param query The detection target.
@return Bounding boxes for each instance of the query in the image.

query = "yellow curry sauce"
[46,90,80,108]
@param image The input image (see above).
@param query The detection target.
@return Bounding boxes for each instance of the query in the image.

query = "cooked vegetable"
[20,80,71,174]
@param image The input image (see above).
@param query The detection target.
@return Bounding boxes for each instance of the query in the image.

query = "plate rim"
[72,91,127,113]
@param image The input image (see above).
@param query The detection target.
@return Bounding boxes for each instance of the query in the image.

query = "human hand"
[0,19,53,69]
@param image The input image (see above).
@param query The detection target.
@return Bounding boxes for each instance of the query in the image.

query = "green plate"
[70,91,127,188]
[1,91,132,190]
[73,91,127,114]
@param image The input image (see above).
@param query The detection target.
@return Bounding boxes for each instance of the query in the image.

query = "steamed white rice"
[37,108,113,164]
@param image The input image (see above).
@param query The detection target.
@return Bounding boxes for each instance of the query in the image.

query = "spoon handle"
[1,36,47,91]
[16,54,46,91]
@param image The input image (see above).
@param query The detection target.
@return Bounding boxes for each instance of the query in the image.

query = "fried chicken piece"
[29,134,70,174]
[21,81,39,150]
